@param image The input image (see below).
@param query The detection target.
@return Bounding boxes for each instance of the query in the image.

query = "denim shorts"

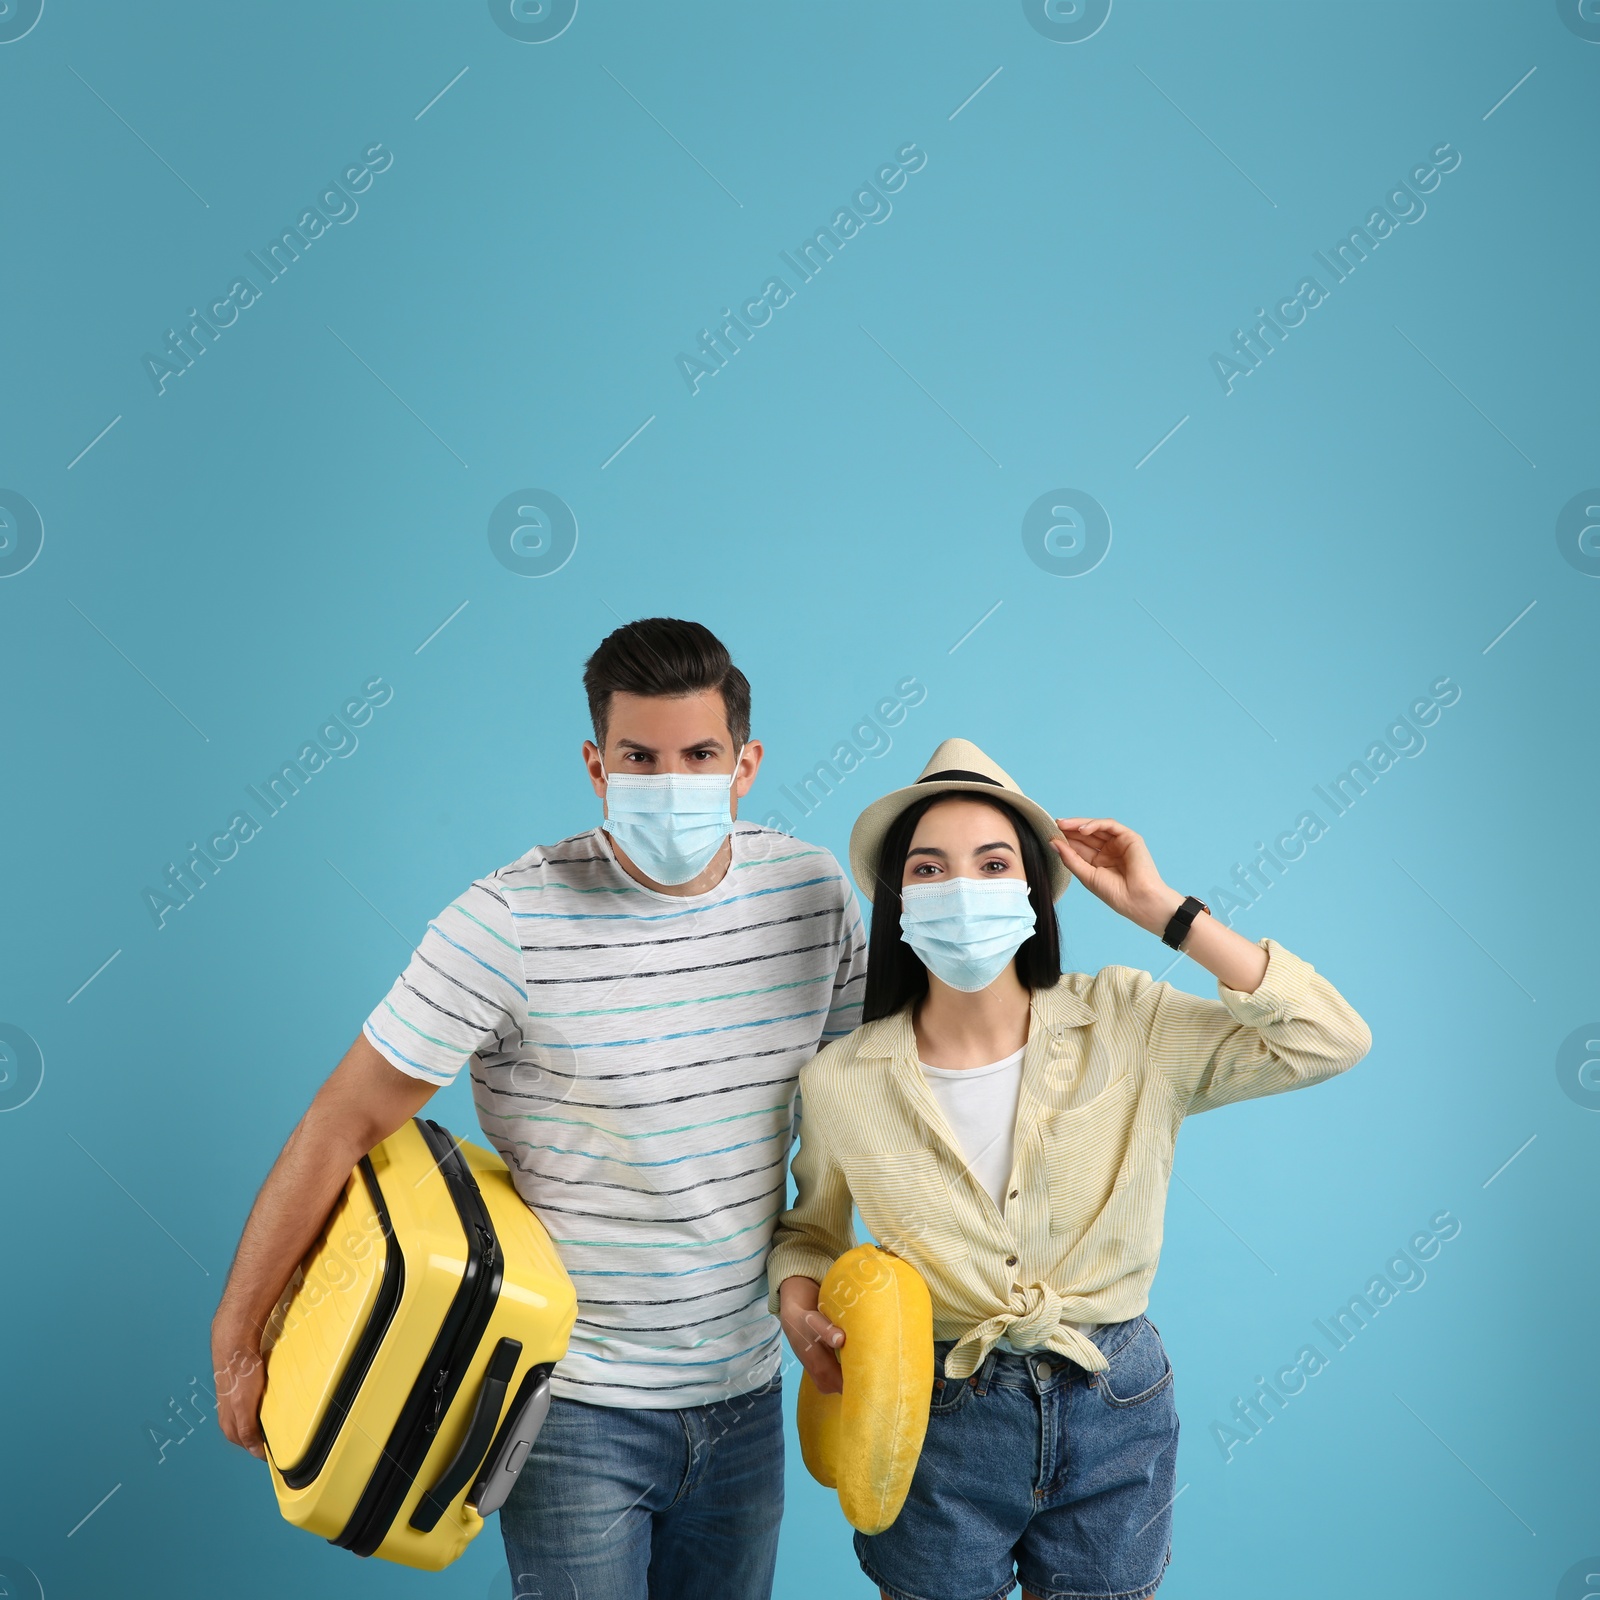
[854,1316,1179,1600]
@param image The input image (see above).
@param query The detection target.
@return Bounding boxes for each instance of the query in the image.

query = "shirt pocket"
[838,1148,971,1267]
[1040,1071,1136,1237]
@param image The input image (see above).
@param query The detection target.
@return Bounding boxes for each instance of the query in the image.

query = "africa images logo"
[1209,143,1462,395]
[141,678,393,929]
[141,144,394,396]
[674,144,928,395]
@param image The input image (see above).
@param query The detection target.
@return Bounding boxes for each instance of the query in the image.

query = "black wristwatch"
[1160,895,1210,950]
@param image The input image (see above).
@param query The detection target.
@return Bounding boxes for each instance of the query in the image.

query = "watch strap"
[1161,895,1210,950]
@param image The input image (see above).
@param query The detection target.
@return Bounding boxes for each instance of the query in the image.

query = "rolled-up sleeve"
[765,1076,856,1313]
[1134,937,1372,1115]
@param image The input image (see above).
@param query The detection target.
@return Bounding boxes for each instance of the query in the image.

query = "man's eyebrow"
[616,738,660,752]
[681,737,727,752]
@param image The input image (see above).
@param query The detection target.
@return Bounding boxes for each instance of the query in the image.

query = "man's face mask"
[898,876,1037,992]
[601,749,742,886]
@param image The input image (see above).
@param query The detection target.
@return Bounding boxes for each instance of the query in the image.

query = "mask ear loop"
[726,743,747,831]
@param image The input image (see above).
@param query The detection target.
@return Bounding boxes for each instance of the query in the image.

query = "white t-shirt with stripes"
[363,823,866,1408]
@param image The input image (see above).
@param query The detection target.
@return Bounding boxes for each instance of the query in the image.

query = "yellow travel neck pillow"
[796,1244,934,1534]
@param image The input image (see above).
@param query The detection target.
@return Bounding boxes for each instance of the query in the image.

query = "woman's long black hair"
[859,790,1062,1023]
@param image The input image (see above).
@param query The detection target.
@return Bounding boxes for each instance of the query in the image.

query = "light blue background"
[2,2,1596,1596]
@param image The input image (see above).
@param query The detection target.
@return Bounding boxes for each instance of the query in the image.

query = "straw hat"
[848,738,1071,903]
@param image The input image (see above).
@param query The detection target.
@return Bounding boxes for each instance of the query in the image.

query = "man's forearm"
[212,1106,367,1345]
[212,1035,437,1452]
[213,1033,436,1348]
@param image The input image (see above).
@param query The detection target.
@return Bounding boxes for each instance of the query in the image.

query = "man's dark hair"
[860,791,1061,1023]
[583,618,752,750]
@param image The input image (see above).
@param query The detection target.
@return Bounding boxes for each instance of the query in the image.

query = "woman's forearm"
[1131,887,1269,994]
[1180,909,1269,992]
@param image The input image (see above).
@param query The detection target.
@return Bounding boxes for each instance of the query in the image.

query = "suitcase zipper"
[334,1119,504,1558]
[424,1227,492,1438]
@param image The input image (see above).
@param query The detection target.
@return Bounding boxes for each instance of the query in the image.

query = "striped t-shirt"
[363,823,866,1408]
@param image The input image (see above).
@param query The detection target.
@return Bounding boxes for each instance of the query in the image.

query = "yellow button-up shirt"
[766,937,1372,1377]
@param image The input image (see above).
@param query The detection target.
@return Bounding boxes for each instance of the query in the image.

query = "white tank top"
[918,1045,1100,1352]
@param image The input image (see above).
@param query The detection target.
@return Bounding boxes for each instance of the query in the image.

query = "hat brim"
[848,780,1072,904]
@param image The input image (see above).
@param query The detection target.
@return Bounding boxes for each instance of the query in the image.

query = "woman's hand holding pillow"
[778,1273,845,1393]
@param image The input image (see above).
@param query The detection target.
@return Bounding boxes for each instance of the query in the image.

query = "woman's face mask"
[899,876,1037,992]
[601,749,742,886]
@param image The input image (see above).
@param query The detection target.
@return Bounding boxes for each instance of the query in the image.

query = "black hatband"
[917,769,1002,787]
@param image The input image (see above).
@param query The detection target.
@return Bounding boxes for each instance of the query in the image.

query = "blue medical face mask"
[899,876,1038,993]
[601,752,741,886]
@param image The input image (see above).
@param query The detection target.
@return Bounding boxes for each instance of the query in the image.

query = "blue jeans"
[497,1372,784,1600]
[855,1317,1179,1600]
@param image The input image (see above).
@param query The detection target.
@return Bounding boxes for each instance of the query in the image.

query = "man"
[211,617,866,1599]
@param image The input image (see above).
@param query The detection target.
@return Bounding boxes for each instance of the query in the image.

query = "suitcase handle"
[467,1363,553,1518]
[408,1337,522,1534]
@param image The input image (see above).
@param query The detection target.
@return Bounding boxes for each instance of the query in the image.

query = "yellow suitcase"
[258,1117,576,1571]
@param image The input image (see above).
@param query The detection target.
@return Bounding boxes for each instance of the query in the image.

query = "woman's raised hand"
[1050,817,1183,935]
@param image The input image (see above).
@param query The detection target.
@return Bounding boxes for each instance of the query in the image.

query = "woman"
[768,738,1371,1600]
